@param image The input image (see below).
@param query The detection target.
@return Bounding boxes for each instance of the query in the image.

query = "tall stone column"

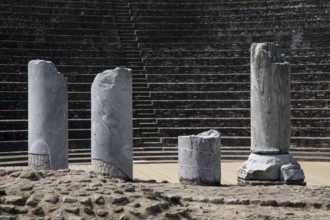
[28,60,68,170]
[237,43,305,185]
[178,130,221,186]
[91,68,133,180]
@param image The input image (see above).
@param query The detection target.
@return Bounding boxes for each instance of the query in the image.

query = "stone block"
[28,60,68,170]
[178,130,221,186]
[91,68,133,180]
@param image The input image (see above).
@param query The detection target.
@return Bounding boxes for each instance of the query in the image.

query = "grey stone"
[17,217,32,220]
[280,163,305,183]
[178,130,221,185]
[114,206,124,213]
[237,153,305,182]
[0,216,15,220]
[31,207,44,215]
[0,205,15,213]
[93,195,105,205]
[146,204,161,214]
[20,169,39,180]
[68,217,84,220]
[91,68,133,180]
[111,196,129,205]
[26,194,43,207]
[20,184,34,191]
[28,60,68,170]
[237,43,304,184]
[44,194,59,204]
[63,196,78,203]
[80,197,91,205]
[119,214,128,220]
[4,196,25,206]
[64,206,79,214]
[250,43,290,154]
[14,205,28,214]
[97,209,109,217]
[83,207,94,215]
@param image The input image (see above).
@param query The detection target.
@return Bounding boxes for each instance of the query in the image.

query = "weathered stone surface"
[64,206,79,214]
[26,194,43,207]
[0,216,15,220]
[178,130,221,185]
[97,209,109,217]
[238,43,305,184]
[237,153,305,182]
[93,195,105,205]
[28,60,68,170]
[111,196,129,205]
[0,205,15,213]
[31,207,44,215]
[250,43,290,154]
[67,217,84,220]
[19,169,39,180]
[91,68,133,180]
[44,194,59,204]
[4,196,25,206]
[63,196,77,203]
[280,163,305,183]
[80,197,91,205]
[0,169,329,219]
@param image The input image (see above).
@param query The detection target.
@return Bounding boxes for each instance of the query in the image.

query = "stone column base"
[237,153,305,185]
[28,153,50,170]
[92,159,131,181]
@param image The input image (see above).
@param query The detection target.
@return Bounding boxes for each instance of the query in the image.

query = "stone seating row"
[1,27,118,37]
[2,107,329,120]
[131,7,326,17]
[2,131,327,150]
[2,98,327,112]
[0,13,115,23]
[1,2,115,10]
[1,115,328,138]
[132,16,329,24]
[1,34,119,42]
[129,0,324,4]
[135,34,330,44]
[1,83,328,96]
[1,6,114,16]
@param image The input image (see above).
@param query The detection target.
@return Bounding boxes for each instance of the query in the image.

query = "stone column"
[178,130,221,186]
[91,68,133,180]
[28,60,68,170]
[237,43,305,185]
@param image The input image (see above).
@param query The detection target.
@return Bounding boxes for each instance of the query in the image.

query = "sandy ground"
[74,161,330,186]
[2,161,329,185]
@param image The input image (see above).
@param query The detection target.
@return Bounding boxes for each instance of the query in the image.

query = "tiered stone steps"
[128,0,329,155]
[0,0,329,164]
[0,0,126,152]
[1,147,330,166]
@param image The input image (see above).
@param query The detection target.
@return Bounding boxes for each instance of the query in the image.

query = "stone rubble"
[0,169,329,219]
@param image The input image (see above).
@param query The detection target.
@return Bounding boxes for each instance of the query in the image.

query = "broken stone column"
[237,43,305,185]
[178,130,221,186]
[91,68,133,180]
[28,60,68,170]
